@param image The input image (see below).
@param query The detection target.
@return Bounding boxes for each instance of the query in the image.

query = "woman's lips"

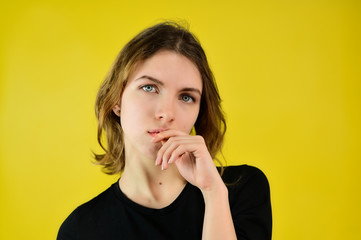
[148,129,167,137]
[148,132,159,137]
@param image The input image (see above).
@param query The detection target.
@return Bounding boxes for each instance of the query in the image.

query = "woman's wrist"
[201,179,228,204]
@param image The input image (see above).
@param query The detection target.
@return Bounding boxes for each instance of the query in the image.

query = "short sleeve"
[224,165,272,240]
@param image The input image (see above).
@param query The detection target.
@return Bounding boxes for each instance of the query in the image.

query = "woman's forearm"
[201,182,237,240]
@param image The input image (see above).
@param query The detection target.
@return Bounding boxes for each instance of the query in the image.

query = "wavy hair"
[94,22,226,175]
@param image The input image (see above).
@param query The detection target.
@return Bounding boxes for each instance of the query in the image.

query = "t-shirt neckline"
[112,180,192,215]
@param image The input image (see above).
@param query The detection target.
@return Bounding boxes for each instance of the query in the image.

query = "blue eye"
[181,95,194,103]
[142,85,156,93]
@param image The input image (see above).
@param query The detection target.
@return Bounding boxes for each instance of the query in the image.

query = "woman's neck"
[119,152,187,209]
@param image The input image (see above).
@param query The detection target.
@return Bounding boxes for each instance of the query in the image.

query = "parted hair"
[94,21,226,175]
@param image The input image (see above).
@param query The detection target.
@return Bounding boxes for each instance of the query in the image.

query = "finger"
[152,129,186,143]
[155,136,202,167]
[168,145,187,164]
[160,138,183,169]
[162,140,187,169]
[161,139,199,169]
[155,137,174,166]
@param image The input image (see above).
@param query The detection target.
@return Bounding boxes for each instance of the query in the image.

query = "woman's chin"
[138,143,161,159]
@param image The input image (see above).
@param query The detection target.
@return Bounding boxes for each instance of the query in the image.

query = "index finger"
[152,129,187,143]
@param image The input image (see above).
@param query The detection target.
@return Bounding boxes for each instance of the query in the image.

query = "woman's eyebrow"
[135,75,202,96]
[135,75,164,86]
[181,88,202,96]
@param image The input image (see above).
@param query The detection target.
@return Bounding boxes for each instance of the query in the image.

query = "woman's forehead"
[127,50,202,89]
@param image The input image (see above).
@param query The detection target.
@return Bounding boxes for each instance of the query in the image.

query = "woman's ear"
[113,104,121,117]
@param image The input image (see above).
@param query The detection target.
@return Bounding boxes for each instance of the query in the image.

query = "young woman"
[58,22,272,240]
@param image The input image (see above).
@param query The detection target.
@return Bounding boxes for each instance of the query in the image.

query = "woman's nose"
[155,98,175,122]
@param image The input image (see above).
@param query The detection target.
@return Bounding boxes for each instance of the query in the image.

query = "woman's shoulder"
[71,181,119,217]
[57,182,119,239]
[220,165,272,238]
[220,164,268,185]
[220,164,271,202]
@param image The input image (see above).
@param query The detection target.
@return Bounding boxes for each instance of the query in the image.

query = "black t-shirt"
[57,165,272,240]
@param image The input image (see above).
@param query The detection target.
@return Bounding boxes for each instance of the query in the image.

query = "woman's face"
[116,50,203,158]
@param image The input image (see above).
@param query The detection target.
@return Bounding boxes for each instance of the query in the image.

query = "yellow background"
[1,0,360,239]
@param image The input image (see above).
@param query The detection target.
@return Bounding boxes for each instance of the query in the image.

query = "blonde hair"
[94,22,226,174]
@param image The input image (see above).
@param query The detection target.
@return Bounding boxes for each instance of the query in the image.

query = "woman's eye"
[181,95,194,103]
[142,85,156,93]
